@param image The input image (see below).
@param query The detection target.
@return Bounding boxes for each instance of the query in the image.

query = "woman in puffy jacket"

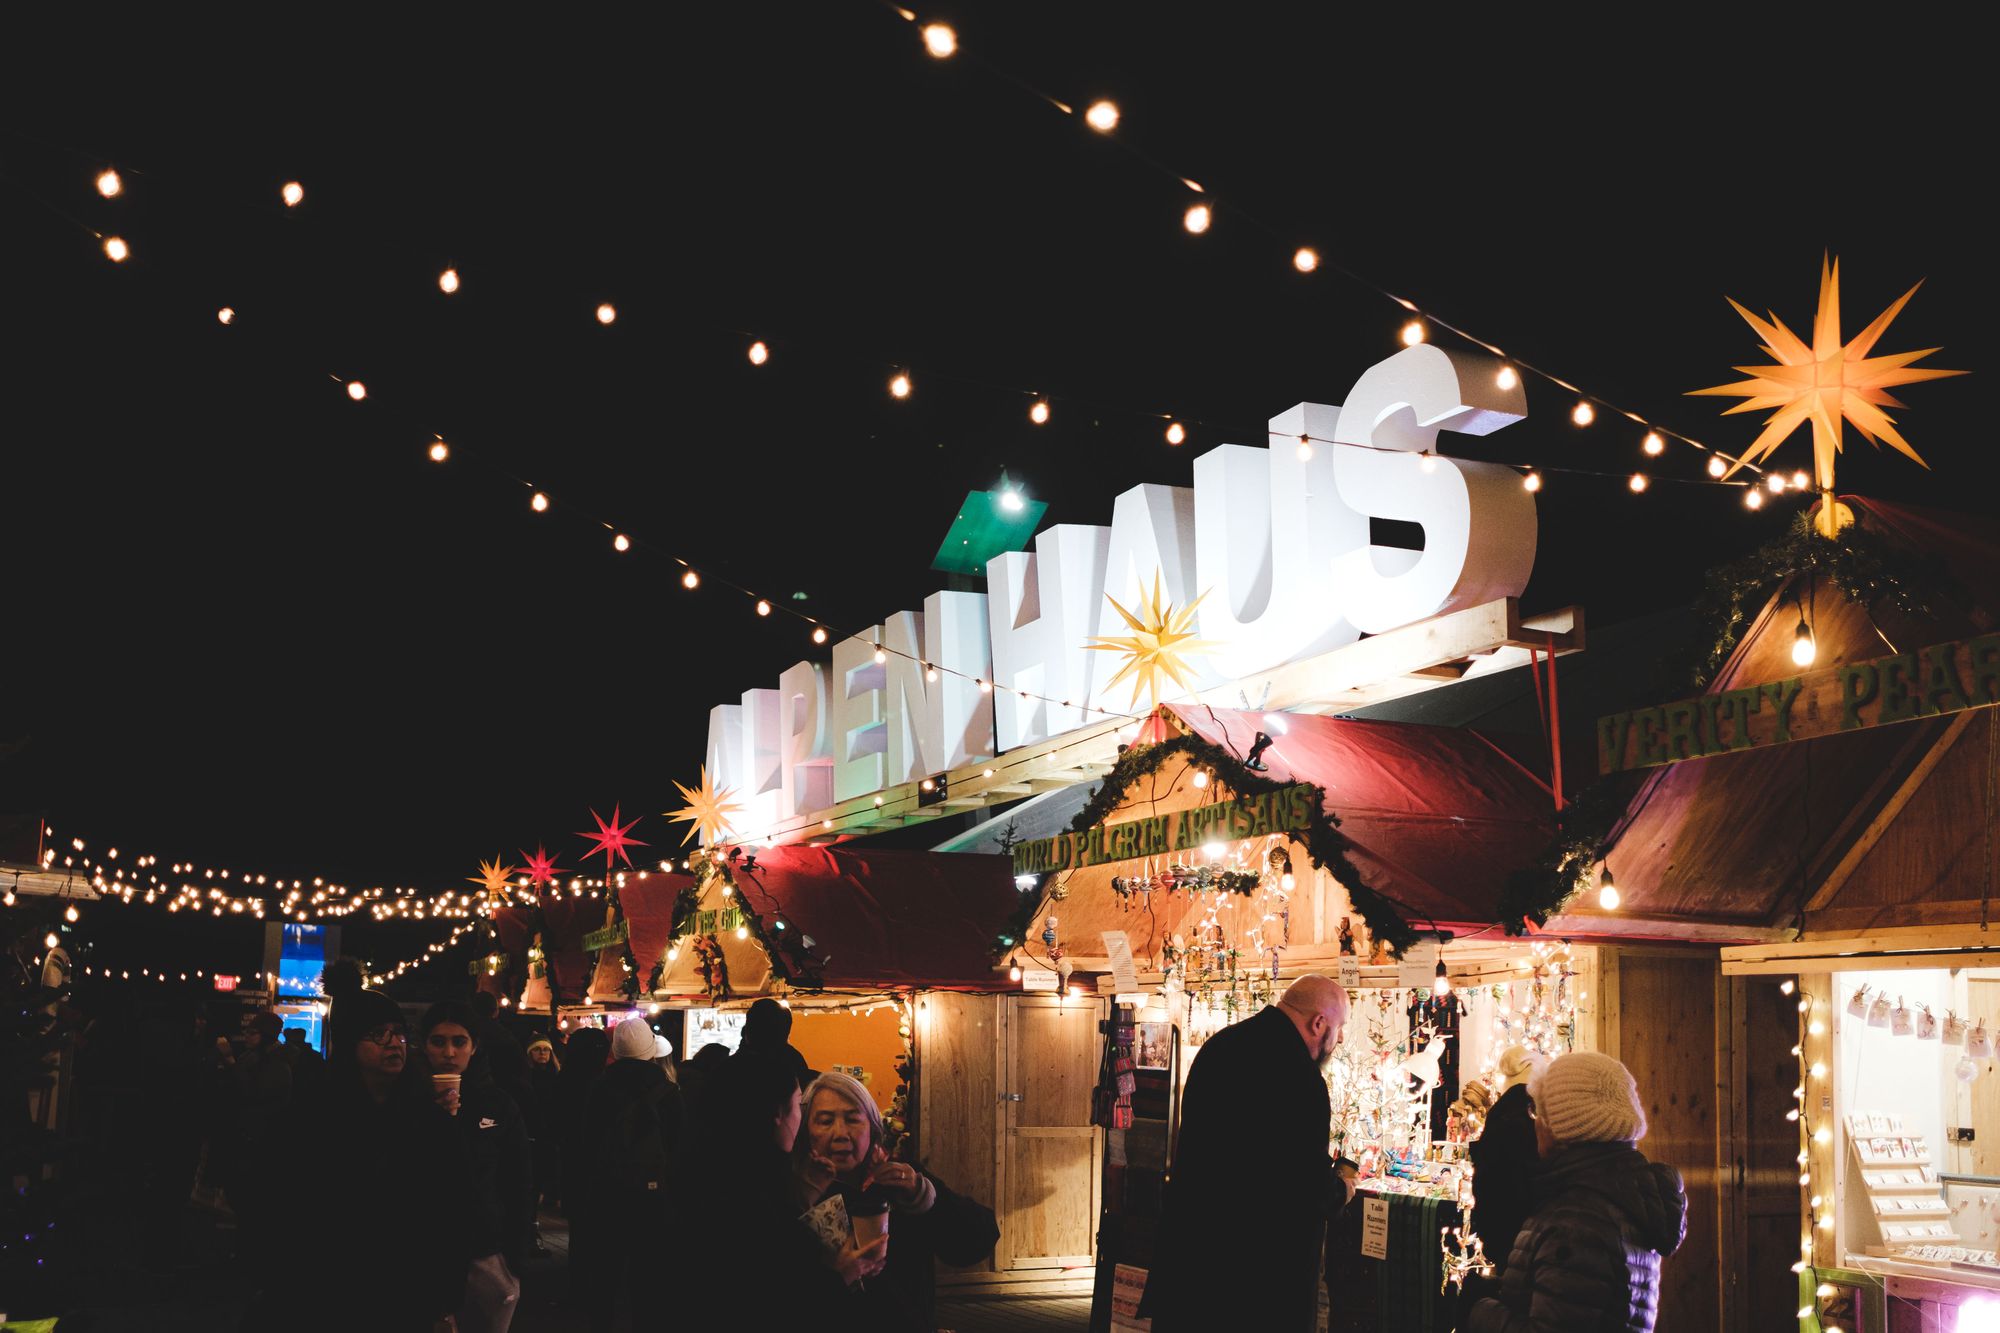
[1465,1051,1687,1333]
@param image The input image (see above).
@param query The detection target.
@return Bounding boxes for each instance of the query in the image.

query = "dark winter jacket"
[1469,1084,1538,1269]
[797,1165,1000,1332]
[577,1055,682,1200]
[1465,1141,1688,1333]
[453,1067,536,1275]
[1141,1005,1349,1333]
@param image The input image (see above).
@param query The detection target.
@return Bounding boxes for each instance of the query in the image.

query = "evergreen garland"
[688,850,826,992]
[1000,727,1421,956]
[1493,779,1632,933]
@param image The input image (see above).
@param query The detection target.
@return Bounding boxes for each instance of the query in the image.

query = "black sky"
[2,5,1990,929]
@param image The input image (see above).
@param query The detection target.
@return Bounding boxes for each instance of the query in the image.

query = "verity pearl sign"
[705,346,1538,834]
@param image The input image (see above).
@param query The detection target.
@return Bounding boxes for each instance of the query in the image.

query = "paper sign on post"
[1397,939,1440,989]
[1337,957,1360,990]
[1021,967,1059,993]
[1103,931,1141,996]
[1361,1196,1391,1259]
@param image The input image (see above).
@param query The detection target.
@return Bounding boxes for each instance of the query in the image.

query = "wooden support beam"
[1805,710,1976,911]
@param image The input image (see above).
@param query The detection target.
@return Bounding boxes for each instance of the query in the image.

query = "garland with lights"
[678,849,826,995]
[1001,722,1419,955]
[1494,781,1632,934]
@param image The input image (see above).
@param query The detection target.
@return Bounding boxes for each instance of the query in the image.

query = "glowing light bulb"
[1792,620,1817,667]
[530,492,549,512]
[1768,472,1788,493]
[96,169,122,198]
[921,22,956,57]
[874,645,888,664]
[748,340,769,365]
[1597,867,1620,911]
[1780,979,1795,995]
[428,440,449,462]
[612,533,630,552]
[1296,434,1313,461]
[1629,473,1648,493]
[346,381,367,401]
[434,266,461,294]
[1708,456,1728,477]
[1643,432,1664,456]
[64,903,79,922]
[889,372,912,399]
[1000,489,1025,512]
[45,932,59,950]
[812,626,828,645]
[103,236,129,262]
[1293,247,1319,273]
[681,569,700,589]
[1165,421,1186,445]
[217,307,235,325]
[1191,769,1208,788]
[1810,1061,1827,1079]
[1183,203,1212,234]
[1010,964,1023,983]
[1815,1126,1832,1144]
[1793,470,1811,491]
[1746,488,1765,510]
[735,925,748,940]
[1400,320,1426,347]
[1085,100,1120,132]
[1496,366,1518,390]
[926,664,939,682]
[1029,399,1050,424]
[755,599,771,617]
[1571,401,1595,427]
[596,303,617,325]
[281,181,304,207]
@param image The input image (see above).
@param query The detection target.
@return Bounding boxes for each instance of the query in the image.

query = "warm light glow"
[1029,399,1050,424]
[1793,469,1811,491]
[921,22,956,57]
[1792,621,1817,667]
[1597,867,1620,911]
[1708,456,1728,477]
[1780,979,1796,995]
[1572,401,1596,427]
[346,380,367,401]
[596,303,617,325]
[812,626,828,645]
[1496,366,1518,390]
[64,903,79,923]
[1203,842,1225,860]
[755,599,771,616]
[96,169,122,198]
[1191,769,1208,788]
[531,492,549,512]
[1522,471,1543,493]
[748,340,769,365]
[1643,432,1665,456]
[428,440,449,462]
[1810,1061,1827,1079]
[1815,1126,1832,1144]
[681,569,700,589]
[1009,964,1023,983]
[1628,473,1649,493]
[281,181,304,207]
[1293,247,1319,273]
[889,372,912,399]
[1183,203,1212,234]
[1400,320,1426,347]
[1000,489,1026,512]
[613,533,630,552]
[217,307,235,325]
[103,236,129,262]
[1746,488,1766,510]
[45,932,60,950]
[1085,100,1120,132]
[873,645,888,664]
[1296,434,1314,461]
[1165,421,1185,445]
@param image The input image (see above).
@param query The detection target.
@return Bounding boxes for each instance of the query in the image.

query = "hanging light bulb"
[747,340,769,365]
[346,381,367,401]
[1296,434,1313,461]
[1792,618,1817,667]
[1293,247,1319,273]
[1496,366,1519,390]
[812,626,828,645]
[1597,866,1620,911]
[874,644,888,665]
[612,533,631,552]
[1745,488,1766,511]
[280,181,305,207]
[1571,401,1596,427]
[1792,470,1811,491]
[754,599,771,617]
[1000,488,1026,512]
[1183,202,1212,234]
[1433,961,1452,998]
[1768,472,1788,494]
[65,903,79,923]
[596,303,617,325]
[428,440,449,462]
[920,22,956,57]
[103,236,130,262]
[530,492,549,512]
[438,268,460,294]
[889,372,912,399]
[1522,471,1543,493]
[217,307,235,325]
[96,169,122,198]
[1708,456,1728,478]
[681,569,700,589]
[1029,399,1050,424]
[1084,100,1120,132]
[1191,769,1208,788]
[1400,320,1426,347]
[1628,473,1648,493]
[1643,432,1665,456]
[1165,421,1186,445]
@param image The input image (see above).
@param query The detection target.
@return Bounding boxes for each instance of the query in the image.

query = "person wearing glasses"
[279,988,478,1333]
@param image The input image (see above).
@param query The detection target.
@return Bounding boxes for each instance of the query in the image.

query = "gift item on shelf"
[1847,1110,1960,1257]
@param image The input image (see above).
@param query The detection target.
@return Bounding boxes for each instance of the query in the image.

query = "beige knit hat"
[1496,1044,1539,1092]
[1530,1051,1646,1144]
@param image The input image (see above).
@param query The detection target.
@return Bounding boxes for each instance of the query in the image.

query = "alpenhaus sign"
[1598,634,2000,775]
[1011,783,1318,875]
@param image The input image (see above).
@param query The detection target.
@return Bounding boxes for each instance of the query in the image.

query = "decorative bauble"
[1958,1057,1979,1084]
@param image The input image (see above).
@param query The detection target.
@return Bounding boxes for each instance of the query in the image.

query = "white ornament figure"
[1396,1035,1450,1101]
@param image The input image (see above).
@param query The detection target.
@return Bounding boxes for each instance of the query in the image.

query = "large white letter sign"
[776,660,831,818]
[881,610,931,783]
[1088,484,1200,713]
[830,630,888,802]
[1329,346,1536,633]
[923,590,995,770]
[987,525,1108,749]
[735,687,784,831]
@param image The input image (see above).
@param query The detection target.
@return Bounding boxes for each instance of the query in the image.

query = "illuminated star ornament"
[518,844,562,892]
[1086,573,1217,710]
[1692,256,1964,536]
[468,855,520,901]
[578,805,648,869]
[667,766,745,847]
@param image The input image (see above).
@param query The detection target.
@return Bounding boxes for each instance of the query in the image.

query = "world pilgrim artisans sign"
[1010,782,1319,875]
[700,345,1542,839]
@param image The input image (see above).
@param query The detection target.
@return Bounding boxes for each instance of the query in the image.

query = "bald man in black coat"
[1139,975,1358,1333]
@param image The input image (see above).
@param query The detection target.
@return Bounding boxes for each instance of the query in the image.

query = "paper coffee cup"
[852,1209,889,1247]
[433,1072,462,1112]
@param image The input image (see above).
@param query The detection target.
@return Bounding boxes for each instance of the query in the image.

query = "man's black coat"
[1140,1004,1346,1333]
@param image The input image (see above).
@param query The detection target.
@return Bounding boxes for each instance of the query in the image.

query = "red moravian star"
[577,804,647,869]
[519,844,563,891]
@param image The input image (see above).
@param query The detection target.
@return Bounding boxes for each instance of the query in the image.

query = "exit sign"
[213,974,239,992]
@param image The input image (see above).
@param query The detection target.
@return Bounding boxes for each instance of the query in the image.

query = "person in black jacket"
[420,1000,534,1333]
[574,1016,683,1332]
[1139,975,1356,1333]
[1454,1044,1542,1323]
[1465,1051,1687,1333]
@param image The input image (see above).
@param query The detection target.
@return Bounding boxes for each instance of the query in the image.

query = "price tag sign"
[1361,1196,1391,1259]
[1397,939,1440,989]
[1338,957,1360,990]
[1103,931,1141,995]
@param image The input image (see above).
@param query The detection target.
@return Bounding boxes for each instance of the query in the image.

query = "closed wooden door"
[997,994,1103,1270]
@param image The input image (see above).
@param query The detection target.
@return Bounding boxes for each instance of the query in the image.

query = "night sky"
[2,10,1989,976]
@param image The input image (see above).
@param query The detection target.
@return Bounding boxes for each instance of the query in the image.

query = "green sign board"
[581,921,629,952]
[1598,633,2000,774]
[1011,782,1318,875]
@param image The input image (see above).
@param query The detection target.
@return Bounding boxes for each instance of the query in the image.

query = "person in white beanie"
[575,1015,684,1332]
[1466,1051,1686,1333]
[1454,1046,1543,1324]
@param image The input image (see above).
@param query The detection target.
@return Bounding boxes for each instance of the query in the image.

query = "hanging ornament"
[666,766,745,847]
[468,854,519,901]
[519,844,563,892]
[1085,572,1218,710]
[577,805,648,870]
[1959,1057,1980,1084]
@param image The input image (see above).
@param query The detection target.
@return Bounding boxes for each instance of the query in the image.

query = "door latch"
[999,1092,1025,1102]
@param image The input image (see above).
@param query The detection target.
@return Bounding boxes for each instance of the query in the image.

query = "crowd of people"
[153,980,997,1333]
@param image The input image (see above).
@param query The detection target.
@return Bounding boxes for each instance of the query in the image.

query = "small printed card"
[799,1193,853,1258]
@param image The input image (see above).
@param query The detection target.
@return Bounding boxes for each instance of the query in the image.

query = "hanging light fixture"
[1433,961,1452,998]
[1597,865,1620,911]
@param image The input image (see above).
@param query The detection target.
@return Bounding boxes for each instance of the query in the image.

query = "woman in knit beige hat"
[1466,1051,1687,1333]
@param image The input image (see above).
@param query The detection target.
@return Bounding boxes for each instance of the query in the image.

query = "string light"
[1571,402,1595,427]
[1792,470,1811,491]
[1165,421,1185,445]
[1400,320,1426,346]
[530,492,549,512]
[280,181,304,207]
[681,569,700,589]
[1293,247,1319,273]
[1183,203,1212,234]
[812,626,828,644]
[1768,473,1788,494]
[1643,432,1665,456]
[438,268,460,294]
[756,599,771,617]
[103,236,129,263]
[613,533,631,552]
[1029,399,1050,424]
[1628,473,1648,493]
[1296,434,1313,461]
[1746,489,1766,510]
[595,303,617,325]
[346,381,367,402]
[428,440,449,463]
[1522,471,1542,493]
[1708,456,1728,478]
[920,22,956,57]
[95,169,121,199]
[217,307,235,325]
[889,372,912,399]
[747,340,769,365]
[1495,366,1519,390]
[1597,865,1620,911]
[873,644,888,665]
[1084,100,1120,132]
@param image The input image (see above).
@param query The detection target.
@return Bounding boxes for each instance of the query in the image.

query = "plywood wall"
[919,990,999,1273]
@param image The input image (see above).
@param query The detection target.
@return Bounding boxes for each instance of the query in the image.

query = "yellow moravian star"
[667,765,744,847]
[468,854,519,899]
[1690,255,1963,535]
[1086,573,1217,711]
